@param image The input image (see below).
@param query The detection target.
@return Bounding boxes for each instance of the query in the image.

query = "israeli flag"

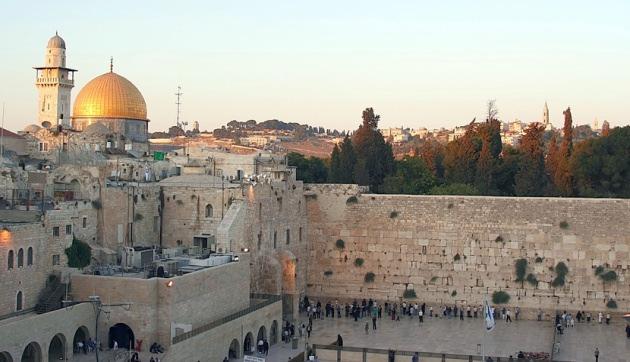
[484,300,495,332]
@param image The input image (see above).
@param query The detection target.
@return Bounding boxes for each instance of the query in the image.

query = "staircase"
[35,275,66,314]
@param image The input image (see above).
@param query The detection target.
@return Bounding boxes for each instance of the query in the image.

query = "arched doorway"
[270,320,278,345]
[0,351,13,362]
[228,339,239,360]
[257,325,267,344]
[20,342,41,362]
[243,332,254,356]
[48,334,66,362]
[108,323,134,350]
[72,326,89,354]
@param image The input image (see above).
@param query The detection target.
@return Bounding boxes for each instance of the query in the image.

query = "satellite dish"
[41,121,52,129]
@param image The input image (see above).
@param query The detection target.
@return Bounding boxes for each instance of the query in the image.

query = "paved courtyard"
[553,320,630,362]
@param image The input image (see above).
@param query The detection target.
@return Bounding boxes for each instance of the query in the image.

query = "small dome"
[72,71,148,121]
[23,124,42,134]
[83,123,111,136]
[47,32,66,49]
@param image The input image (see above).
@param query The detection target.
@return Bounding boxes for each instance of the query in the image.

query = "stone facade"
[305,185,630,317]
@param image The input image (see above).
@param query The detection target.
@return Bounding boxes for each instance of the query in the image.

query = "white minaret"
[543,102,552,130]
[34,32,77,128]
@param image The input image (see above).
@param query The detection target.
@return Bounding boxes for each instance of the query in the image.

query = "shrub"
[559,221,569,229]
[65,237,92,268]
[176,199,184,206]
[599,270,618,282]
[451,290,457,297]
[492,290,510,304]
[335,239,345,250]
[526,273,538,287]
[429,276,438,284]
[535,257,543,263]
[515,258,528,285]
[403,289,417,299]
[91,200,102,209]
[364,272,375,283]
[134,213,143,221]
[354,258,364,267]
[495,235,504,243]
[454,253,461,261]
[556,262,569,276]
[606,299,617,309]
[594,265,605,276]
[447,203,454,209]
[389,211,399,218]
[324,270,333,277]
[551,276,565,288]
[346,196,358,205]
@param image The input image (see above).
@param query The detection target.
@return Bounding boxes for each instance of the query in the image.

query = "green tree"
[444,126,481,185]
[419,140,445,180]
[65,237,92,268]
[428,183,479,195]
[553,108,575,196]
[329,144,341,182]
[337,135,356,183]
[383,156,436,194]
[352,108,394,192]
[514,123,546,196]
[288,152,328,183]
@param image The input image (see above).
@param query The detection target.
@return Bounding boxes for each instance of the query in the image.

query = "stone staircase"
[35,275,66,314]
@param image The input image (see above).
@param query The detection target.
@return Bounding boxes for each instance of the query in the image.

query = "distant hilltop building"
[542,102,553,131]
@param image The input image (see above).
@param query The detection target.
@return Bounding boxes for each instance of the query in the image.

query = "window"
[17,249,24,267]
[38,142,49,152]
[16,291,23,311]
[273,231,277,249]
[7,250,13,269]
[65,224,72,235]
[52,254,60,265]
[299,227,303,242]
[82,217,87,228]
[286,229,290,245]
[53,227,59,237]
[27,247,33,266]
[205,204,213,218]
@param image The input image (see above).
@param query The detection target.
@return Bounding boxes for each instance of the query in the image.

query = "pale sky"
[1,0,629,133]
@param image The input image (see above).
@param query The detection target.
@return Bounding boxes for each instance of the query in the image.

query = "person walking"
[418,309,423,323]
[598,312,603,324]
[412,352,419,362]
[306,324,312,339]
[605,313,610,325]
[337,334,343,347]
[625,324,630,338]
[594,347,599,362]
[506,309,512,323]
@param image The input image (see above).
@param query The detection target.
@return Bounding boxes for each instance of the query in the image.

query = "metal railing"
[172,294,281,344]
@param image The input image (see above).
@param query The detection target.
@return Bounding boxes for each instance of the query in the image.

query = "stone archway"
[243,332,254,356]
[72,326,89,354]
[270,320,278,345]
[228,339,239,360]
[20,342,41,362]
[257,325,267,344]
[108,323,134,350]
[48,334,66,362]
[0,352,13,362]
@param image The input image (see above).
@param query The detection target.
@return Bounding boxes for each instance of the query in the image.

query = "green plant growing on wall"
[389,211,399,218]
[403,289,417,299]
[429,276,438,284]
[364,272,375,283]
[451,290,457,297]
[492,290,510,304]
[346,196,358,205]
[551,262,569,288]
[534,257,543,263]
[526,273,539,287]
[515,258,528,287]
[454,253,461,262]
[597,267,618,292]
[134,213,143,221]
[335,239,345,250]
[495,235,504,243]
[354,258,364,267]
[324,270,333,277]
[606,299,617,309]
[91,200,102,209]
[559,221,569,229]
[65,237,92,269]
[176,199,184,206]
[594,266,605,276]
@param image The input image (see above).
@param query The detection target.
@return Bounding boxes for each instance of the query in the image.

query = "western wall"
[305,184,630,317]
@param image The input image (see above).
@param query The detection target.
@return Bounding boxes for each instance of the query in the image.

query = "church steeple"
[543,102,549,125]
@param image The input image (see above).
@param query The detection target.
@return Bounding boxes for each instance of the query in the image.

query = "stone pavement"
[553,320,630,362]
[305,313,554,359]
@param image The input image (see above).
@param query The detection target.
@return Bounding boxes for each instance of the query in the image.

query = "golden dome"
[72,71,148,121]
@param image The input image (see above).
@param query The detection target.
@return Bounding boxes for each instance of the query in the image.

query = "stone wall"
[305,184,630,317]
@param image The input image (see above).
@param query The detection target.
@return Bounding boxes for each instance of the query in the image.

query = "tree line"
[288,107,630,198]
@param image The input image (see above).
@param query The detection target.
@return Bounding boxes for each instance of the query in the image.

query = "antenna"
[175,86,183,128]
[1,103,5,164]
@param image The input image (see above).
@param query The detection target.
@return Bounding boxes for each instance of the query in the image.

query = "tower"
[34,32,77,128]
[543,102,549,125]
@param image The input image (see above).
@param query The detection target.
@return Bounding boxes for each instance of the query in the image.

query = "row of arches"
[227,320,278,360]
[6,248,34,270]
[0,325,90,362]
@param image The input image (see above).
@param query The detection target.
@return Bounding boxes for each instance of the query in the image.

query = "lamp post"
[64,296,132,362]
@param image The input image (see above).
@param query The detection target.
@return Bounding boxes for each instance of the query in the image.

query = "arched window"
[27,247,33,266]
[16,291,23,311]
[17,249,24,268]
[205,204,213,218]
[7,250,14,269]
